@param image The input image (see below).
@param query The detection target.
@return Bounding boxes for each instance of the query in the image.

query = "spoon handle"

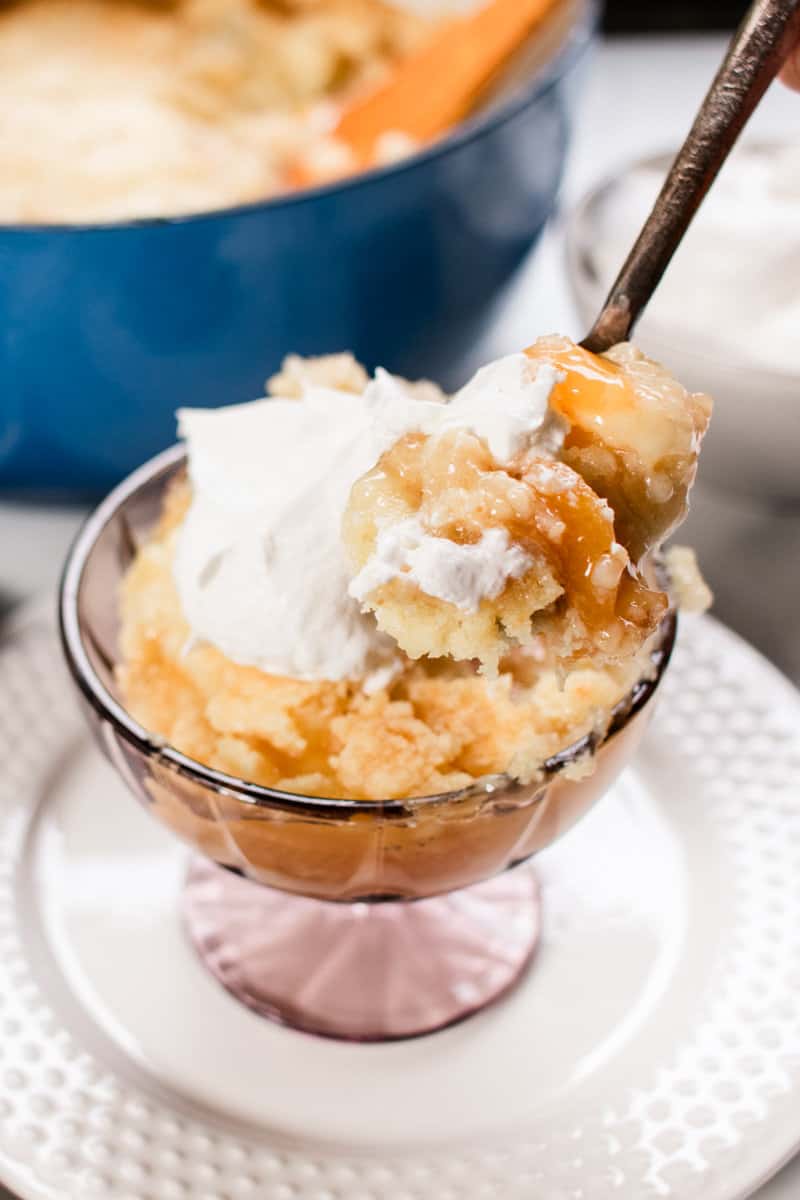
[581,0,800,354]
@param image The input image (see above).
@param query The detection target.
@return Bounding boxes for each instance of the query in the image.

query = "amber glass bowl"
[59,445,676,1040]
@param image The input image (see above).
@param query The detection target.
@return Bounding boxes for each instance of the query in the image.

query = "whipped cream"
[349,520,533,613]
[173,353,562,684]
[443,355,564,462]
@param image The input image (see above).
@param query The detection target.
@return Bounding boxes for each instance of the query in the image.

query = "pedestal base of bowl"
[182,860,541,1041]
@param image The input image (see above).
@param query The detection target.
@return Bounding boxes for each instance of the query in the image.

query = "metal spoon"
[582,0,800,354]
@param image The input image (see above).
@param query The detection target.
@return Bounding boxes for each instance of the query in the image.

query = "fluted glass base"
[183,860,541,1041]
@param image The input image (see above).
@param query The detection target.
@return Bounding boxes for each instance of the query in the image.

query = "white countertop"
[1,33,799,1199]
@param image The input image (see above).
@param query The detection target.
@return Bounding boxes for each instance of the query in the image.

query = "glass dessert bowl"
[60,334,711,1040]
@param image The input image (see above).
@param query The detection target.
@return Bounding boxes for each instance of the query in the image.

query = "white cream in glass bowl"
[566,142,800,504]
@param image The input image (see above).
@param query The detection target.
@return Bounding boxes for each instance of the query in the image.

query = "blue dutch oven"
[0,1,595,495]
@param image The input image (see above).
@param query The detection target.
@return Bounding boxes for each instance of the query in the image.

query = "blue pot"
[0,3,595,495]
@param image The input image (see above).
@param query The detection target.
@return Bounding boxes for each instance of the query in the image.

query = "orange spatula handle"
[336,0,566,164]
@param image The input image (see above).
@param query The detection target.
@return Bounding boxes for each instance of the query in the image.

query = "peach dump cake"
[0,0,432,223]
[119,340,711,801]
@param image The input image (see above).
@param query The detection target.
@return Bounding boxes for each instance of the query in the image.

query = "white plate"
[1,605,800,1200]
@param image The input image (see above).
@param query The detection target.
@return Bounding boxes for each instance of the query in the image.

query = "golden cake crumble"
[119,471,646,799]
[116,345,701,802]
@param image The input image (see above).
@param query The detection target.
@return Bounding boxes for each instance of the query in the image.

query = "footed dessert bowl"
[59,444,676,1041]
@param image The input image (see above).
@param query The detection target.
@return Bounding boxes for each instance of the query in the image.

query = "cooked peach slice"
[526,336,711,561]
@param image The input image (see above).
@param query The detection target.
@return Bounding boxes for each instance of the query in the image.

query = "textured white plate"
[1,606,800,1200]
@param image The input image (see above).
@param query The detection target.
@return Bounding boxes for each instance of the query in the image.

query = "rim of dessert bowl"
[0,0,597,234]
[59,441,677,821]
[565,140,800,386]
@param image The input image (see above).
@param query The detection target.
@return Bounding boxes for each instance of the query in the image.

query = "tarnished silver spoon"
[582,0,800,354]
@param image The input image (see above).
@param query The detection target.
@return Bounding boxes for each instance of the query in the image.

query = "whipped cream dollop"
[173,353,563,684]
[349,520,533,614]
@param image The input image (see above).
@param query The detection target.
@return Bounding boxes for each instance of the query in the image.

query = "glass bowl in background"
[1,0,596,496]
[565,146,800,506]
[59,446,676,1041]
